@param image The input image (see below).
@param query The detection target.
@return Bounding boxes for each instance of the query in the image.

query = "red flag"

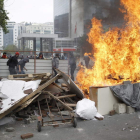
[75,22,77,34]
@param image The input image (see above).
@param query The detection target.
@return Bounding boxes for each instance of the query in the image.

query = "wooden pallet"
[8,73,52,81]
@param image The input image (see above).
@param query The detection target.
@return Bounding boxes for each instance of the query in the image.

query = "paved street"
[0,113,140,140]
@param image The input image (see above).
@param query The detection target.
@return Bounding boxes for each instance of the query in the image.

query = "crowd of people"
[2,51,77,82]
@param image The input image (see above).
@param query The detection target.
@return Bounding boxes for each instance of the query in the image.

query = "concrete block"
[113,103,126,114]
[126,106,135,114]
[109,110,116,116]
[89,87,119,115]
[6,127,15,132]
[21,133,33,139]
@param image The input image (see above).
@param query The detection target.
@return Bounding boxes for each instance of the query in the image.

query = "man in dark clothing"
[69,53,76,81]
[17,58,29,74]
[84,53,90,68]
[37,52,44,59]
[52,54,59,83]
[7,52,19,75]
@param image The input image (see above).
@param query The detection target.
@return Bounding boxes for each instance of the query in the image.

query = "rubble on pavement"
[0,69,85,131]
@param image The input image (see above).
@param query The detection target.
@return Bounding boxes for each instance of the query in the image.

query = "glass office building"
[54,0,70,38]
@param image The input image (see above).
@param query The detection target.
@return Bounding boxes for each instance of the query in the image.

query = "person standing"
[52,54,59,83]
[84,53,90,68]
[17,58,29,74]
[1,52,7,59]
[69,53,76,81]
[7,52,19,75]
[37,52,44,59]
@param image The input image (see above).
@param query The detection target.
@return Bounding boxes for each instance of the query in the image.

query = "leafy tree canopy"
[0,0,9,33]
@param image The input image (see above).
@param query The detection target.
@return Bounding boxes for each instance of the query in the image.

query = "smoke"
[84,0,125,30]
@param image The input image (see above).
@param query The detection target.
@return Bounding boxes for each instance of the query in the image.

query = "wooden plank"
[56,69,84,99]
[89,87,98,107]
[43,91,73,111]
[65,103,77,107]
[53,83,67,91]
[0,75,60,119]
[8,75,13,79]
[28,74,33,78]
[15,92,42,112]
[8,78,32,81]
[57,94,76,99]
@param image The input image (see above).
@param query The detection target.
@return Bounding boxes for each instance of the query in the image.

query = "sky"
[4,0,54,23]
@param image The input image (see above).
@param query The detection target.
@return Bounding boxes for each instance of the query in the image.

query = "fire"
[76,0,140,92]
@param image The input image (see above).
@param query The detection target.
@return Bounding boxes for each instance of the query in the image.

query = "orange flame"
[76,0,140,92]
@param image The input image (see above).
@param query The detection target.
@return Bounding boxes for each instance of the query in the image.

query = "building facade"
[26,22,54,34]
[54,0,71,38]
[25,22,54,50]
[0,21,25,49]
[71,0,124,39]
[0,28,4,50]
[53,38,76,56]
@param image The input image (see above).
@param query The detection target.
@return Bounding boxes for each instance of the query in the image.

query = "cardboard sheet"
[0,80,26,114]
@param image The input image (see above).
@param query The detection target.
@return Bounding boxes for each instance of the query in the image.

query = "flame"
[76,0,140,92]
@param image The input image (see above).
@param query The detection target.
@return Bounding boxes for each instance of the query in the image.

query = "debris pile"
[0,69,85,131]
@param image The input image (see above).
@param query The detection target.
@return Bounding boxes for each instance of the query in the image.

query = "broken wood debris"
[0,69,84,130]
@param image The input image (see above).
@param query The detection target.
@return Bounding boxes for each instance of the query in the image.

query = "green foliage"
[3,45,32,56]
[3,44,19,51]
[0,0,9,33]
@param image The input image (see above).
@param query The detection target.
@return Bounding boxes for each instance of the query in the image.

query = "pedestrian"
[1,52,7,59]
[7,52,19,75]
[17,58,29,74]
[84,53,90,68]
[37,52,44,59]
[62,55,64,60]
[69,53,76,81]
[52,54,59,83]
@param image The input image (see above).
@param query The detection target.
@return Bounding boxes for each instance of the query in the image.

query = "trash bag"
[111,83,140,109]
[76,98,97,120]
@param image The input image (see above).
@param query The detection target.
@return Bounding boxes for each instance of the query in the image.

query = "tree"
[3,44,19,51]
[0,0,9,33]
[3,45,19,56]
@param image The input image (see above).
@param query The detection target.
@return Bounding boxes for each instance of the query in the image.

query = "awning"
[53,48,76,52]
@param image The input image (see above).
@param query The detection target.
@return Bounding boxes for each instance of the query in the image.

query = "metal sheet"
[56,69,84,99]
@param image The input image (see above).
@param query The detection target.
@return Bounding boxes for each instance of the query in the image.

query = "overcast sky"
[4,0,54,23]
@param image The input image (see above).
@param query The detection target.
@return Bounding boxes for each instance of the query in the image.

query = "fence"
[0,59,68,77]
[0,50,69,77]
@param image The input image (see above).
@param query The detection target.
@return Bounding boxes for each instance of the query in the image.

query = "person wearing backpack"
[69,53,76,81]
[7,52,19,75]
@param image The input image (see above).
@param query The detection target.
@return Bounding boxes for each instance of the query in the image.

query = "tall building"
[54,0,124,39]
[0,21,25,49]
[25,22,54,50]
[54,0,71,38]
[71,0,124,39]
[0,28,4,50]
[26,22,54,34]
